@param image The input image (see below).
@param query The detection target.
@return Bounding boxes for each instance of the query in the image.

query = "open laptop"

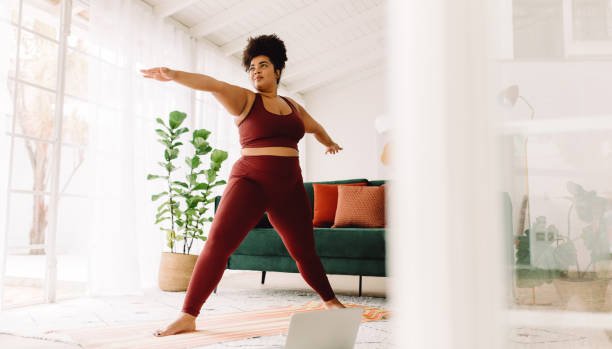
[284,307,363,349]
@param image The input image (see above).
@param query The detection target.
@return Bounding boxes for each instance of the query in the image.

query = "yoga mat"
[43,301,389,349]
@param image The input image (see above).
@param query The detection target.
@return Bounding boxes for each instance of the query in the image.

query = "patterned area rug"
[43,301,389,349]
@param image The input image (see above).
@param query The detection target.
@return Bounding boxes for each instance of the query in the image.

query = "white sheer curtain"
[85,0,198,295]
[0,2,12,297]
[85,0,289,295]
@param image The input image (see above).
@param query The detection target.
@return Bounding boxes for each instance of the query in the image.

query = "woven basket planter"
[158,251,199,291]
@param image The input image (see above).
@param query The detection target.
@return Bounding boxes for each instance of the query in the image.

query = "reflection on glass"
[9,137,54,193]
[18,29,58,91]
[5,23,17,81]
[505,0,612,315]
[65,48,89,100]
[14,82,56,140]
[507,122,612,313]
[4,0,21,24]
[572,0,612,41]
[4,193,45,309]
[20,0,60,41]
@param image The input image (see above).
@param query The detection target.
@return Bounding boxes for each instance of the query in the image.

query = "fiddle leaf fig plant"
[147,110,228,254]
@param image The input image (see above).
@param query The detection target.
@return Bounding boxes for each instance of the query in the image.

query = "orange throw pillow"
[332,184,386,228]
[312,182,367,227]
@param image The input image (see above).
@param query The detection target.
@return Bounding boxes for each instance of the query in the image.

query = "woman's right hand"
[140,67,176,81]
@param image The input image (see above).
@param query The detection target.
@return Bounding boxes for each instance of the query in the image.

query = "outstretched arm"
[140,67,250,116]
[285,97,343,155]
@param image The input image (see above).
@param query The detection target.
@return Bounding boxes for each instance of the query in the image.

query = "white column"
[387,1,506,348]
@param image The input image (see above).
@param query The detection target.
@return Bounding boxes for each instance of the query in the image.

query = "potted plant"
[526,181,612,311]
[552,181,611,311]
[147,110,228,291]
[514,220,561,305]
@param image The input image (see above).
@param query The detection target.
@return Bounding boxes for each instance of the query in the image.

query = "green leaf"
[195,235,208,242]
[191,156,200,169]
[156,118,171,131]
[156,209,170,219]
[196,144,213,156]
[209,161,221,171]
[155,216,170,224]
[193,183,209,191]
[211,149,228,163]
[173,181,189,188]
[188,173,198,186]
[169,111,187,129]
[187,197,203,209]
[193,137,205,148]
[157,139,171,147]
[157,201,169,212]
[165,162,176,172]
[175,127,189,135]
[147,174,168,180]
[155,129,170,138]
[206,169,217,183]
[170,148,179,160]
[171,187,185,195]
[151,192,168,201]
[193,129,211,140]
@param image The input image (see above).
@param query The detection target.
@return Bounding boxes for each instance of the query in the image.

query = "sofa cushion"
[368,180,387,187]
[333,185,386,228]
[303,179,368,219]
[312,182,367,228]
[233,227,386,260]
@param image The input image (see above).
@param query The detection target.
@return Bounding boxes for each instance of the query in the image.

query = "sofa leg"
[261,271,266,285]
[213,286,217,294]
[359,275,362,297]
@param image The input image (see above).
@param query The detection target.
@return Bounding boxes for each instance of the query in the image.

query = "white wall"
[301,72,386,182]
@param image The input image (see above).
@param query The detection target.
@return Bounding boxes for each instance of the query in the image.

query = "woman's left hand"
[325,142,343,155]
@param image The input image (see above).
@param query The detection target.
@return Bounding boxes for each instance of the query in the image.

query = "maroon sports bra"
[238,92,305,150]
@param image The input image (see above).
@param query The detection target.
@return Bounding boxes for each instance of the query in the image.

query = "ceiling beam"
[189,0,254,38]
[285,4,384,79]
[283,30,384,81]
[286,50,384,94]
[219,0,345,57]
[153,0,198,18]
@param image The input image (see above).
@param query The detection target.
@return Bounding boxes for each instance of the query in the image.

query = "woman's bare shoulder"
[234,90,257,126]
[283,96,303,117]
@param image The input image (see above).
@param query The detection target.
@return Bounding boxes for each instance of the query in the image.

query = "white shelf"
[501,115,612,134]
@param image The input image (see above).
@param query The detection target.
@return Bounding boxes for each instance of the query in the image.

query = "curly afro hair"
[241,34,288,85]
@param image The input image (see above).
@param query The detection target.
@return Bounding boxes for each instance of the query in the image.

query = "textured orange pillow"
[312,182,367,227]
[332,184,386,228]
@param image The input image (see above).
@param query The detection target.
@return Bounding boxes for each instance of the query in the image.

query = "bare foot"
[153,312,197,337]
[324,297,346,309]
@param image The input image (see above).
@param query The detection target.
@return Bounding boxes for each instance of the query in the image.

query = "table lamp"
[498,84,535,237]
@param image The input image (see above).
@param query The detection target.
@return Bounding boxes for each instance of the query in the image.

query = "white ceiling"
[142,0,387,96]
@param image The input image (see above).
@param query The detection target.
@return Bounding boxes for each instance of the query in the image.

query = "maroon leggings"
[181,155,336,317]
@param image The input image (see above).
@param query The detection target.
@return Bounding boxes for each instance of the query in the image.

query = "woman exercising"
[141,34,345,337]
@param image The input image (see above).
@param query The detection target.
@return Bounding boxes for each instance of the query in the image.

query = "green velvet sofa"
[213,178,386,296]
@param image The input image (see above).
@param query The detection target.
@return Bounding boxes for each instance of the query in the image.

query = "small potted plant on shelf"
[524,181,612,311]
[514,220,560,305]
[147,110,228,291]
